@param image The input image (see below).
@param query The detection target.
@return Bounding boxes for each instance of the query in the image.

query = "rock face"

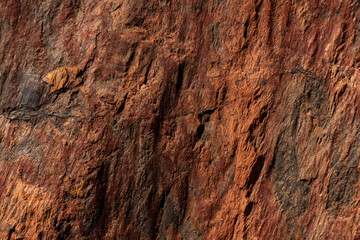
[1,0,360,239]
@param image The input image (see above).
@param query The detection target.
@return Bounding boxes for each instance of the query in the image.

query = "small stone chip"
[44,66,79,91]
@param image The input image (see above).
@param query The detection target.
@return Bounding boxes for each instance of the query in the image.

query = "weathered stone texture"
[1,0,360,239]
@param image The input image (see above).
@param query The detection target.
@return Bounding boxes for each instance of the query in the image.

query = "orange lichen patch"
[44,66,79,91]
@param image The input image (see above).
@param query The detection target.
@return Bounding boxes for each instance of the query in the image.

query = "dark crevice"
[55,217,72,240]
[143,60,153,85]
[245,155,265,197]
[94,162,110,238]
[38,231,43,240]
[194,107,217,142]
[194,124,205,141]
[255,0,264,13]
[243,17,250,39]
[157,60,182,119]
[7,226,15,240]
[230,214,239,239]
[112,3,122,12]
[198,108,216,122]
[176,62,185,96]
[117,93,128,114]
[253,0,264,36]
[244,201,254,216]
[78,57,94,77]
[125,45,137,73]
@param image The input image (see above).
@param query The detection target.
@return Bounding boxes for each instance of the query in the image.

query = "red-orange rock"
[1,0,360,239]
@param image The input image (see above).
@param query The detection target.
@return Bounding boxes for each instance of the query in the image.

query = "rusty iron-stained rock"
[2,0,360,239]
[44,66,80,92]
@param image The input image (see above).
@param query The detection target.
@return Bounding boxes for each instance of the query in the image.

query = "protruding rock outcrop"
[44,67,80,92]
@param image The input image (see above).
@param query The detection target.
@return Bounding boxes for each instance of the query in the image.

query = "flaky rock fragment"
[44,67,79,91]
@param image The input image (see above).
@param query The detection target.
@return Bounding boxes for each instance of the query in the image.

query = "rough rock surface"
[1,0,360,239]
